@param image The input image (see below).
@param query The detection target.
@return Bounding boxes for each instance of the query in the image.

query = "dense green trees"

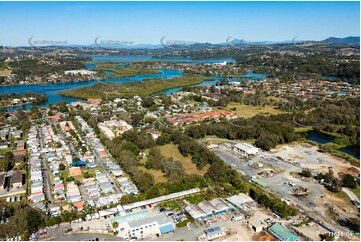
[300,169,312,178]
[0,152,15,172]
[319,233,335,241]
[145,148,163,170]
[316,169,359,193]
[184,114,297,151]
[249,187,297,218]
[0,201,45,240]
[338,217,360,233]
[7,57,87,82]
[142,96,155,108]
[341,174,357,189]
[58,163,65,171]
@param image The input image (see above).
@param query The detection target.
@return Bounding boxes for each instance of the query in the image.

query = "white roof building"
[226,193,253,208]
[185,204,207,220]
[198,201,217,216]
[209,198,232,213]
[233,143,259,156]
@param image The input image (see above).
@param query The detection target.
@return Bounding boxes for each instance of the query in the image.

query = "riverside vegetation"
[59,75,215,99]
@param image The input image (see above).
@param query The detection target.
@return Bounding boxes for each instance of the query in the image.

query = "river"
[0,56,270,110]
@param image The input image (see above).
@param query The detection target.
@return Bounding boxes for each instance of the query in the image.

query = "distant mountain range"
[322,36,360,44]
[13,36,360,49]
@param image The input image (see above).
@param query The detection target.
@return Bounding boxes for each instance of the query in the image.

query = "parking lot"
[71,216,109,232]
[53,233,119,241]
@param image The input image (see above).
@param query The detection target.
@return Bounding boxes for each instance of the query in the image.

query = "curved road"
[342,188,360,203]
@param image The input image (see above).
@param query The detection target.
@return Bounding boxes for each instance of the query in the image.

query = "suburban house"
[198,227,226,241]
[0,130,7,140]
[0,142,9,149]
[14,154,25,164]
[69,167,82,177]
[0,173,6,191]
[167,110,237,126]
[12,130,23,139]
[12,170,23,188]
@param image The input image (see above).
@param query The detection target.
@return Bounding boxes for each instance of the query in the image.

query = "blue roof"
[72,161,87,167]
[159,223,175,234]
[204,226,221,235]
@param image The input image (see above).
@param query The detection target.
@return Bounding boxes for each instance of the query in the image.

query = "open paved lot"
[52,233,119,241]
[213,143,359,238]
[155,219,253,241]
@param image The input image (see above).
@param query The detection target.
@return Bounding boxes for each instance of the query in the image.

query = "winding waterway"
[0,56,243,109]
[1,56,357,159]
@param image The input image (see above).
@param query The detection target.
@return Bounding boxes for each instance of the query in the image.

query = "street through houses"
[89,142,122,194]
[39,125,54,207]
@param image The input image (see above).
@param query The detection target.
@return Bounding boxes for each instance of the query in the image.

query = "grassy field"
[59,75,213,100]
[265,96,287,102]
[295,127,313,133]
[158,143,209,176]
[158,200,181,210]
[185,194,204,204]
[138,166,168,183]
[0,147,12,155]
[223,102,284,118]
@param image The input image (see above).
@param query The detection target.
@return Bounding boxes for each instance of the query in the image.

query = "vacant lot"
[185,194,204,205]
[158,200,181,210]
[0,68,11,76]
[224,102,284,118]
[159,144,209,176]
[138,166,168,183]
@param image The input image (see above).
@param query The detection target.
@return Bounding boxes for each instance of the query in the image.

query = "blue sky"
[0,1,359,46]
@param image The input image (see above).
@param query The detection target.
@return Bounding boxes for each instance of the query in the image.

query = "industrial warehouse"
[185,198,233,220]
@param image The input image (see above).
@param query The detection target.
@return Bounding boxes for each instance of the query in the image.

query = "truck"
[231,215,243,221]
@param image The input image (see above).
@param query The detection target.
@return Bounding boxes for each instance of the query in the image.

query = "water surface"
[305,130,359,160]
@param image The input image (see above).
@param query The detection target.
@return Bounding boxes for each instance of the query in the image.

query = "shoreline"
[0,78,103,88]
[3,100,48,108]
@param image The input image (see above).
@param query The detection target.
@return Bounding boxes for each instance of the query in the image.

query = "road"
[90,144,122,194]
[51,119,122,194]
[342,187,360,203]
[51,233,119,241]
[39,126,54,207]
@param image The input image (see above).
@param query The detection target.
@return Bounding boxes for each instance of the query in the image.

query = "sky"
[0,1,359,46]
